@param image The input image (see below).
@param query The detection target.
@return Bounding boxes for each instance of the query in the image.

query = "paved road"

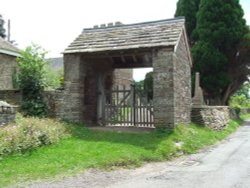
[108,120,250,188]
[26,120,250,188]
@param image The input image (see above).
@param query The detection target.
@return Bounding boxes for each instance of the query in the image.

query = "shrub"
[0,114,69,157]
[17,44,49,117]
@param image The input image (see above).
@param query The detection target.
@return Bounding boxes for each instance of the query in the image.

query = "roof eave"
[63,44,176,54]
[0,49,21,57]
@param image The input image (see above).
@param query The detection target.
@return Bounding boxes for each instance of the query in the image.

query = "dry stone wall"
[0,101,16,126]
[191,106,230,130]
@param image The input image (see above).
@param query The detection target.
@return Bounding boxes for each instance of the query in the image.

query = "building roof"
[0,37,20,57]
[64,17,186,54]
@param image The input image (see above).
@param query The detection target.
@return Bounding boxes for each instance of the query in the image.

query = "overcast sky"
[1,0,249,81]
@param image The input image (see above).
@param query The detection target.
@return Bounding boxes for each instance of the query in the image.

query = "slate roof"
[0,37,20,56]
[64,17,186,54]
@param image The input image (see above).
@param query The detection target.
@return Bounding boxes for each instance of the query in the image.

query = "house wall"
[0,54,17,89]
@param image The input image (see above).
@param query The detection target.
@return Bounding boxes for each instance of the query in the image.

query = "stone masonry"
[173,30,192,125]
[0,101,16,126]
[0,54,18,89]
[0,37,20,90]
[62,17,192,129]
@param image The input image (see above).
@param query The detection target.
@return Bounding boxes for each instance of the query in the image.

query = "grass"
[0,115,249,187]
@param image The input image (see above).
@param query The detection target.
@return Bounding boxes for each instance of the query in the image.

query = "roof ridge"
[82,17,185,33]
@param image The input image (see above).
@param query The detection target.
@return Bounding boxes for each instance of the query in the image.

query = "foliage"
[17,44,49,117]
[174,0,200,44]
[134,80,144,90]
[0,14,6,39]
[194,0,249,104]
[233,83,250,99]
[144,71,153,101]
[44,65,64,90]
[229,83,250,108]
[229,94,250,109]
[0,116,246,186]
[0,114,69,158]
[176,0,250,104]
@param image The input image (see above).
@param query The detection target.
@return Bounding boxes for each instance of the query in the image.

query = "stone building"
[0,37,20,89]
[62,17,192,129]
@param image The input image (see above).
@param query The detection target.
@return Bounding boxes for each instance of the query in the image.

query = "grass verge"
[0,115,249,187]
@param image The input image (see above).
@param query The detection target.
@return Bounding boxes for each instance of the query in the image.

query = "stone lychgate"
[62,17,192,130]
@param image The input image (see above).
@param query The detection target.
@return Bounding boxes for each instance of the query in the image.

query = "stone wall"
[191,106,230,130]
[0,54,17,89]
[0,90,22,105]
[43,90,65,118]
[113,69,133,88]
[152,32,192,129]
[0,103,16,126]
[63,54,85,123]
[173,31,192,124]
[153,48,175,129]
[63,54,114,124]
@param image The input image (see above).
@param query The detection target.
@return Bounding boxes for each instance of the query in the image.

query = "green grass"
[0,115,249,187]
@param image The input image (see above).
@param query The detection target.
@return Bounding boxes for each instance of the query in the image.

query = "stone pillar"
[63,54,85,122]
[153,48,175,130]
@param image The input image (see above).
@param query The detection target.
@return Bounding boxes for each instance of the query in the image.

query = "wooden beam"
[132,55,138,63]
[121,55,126,63]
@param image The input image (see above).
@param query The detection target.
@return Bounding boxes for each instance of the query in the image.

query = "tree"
[175,0,200,44]
[0,14,6,38]
[233,82,250,100]
[17,44,48,117]
[192,0,249,105]
[44,65,64,90]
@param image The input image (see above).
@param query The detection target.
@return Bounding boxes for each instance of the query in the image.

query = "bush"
[17,44,49,117]
[0,114,69,157]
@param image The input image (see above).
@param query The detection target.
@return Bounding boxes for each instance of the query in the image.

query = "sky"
[0,0,250,81]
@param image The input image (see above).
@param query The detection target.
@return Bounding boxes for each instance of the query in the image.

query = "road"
[26,120,250,188]
[108,120,250,188]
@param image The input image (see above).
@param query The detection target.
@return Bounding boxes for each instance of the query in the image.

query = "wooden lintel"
[113,61,152,69]
[132,55,137,63]
[144,54,150,63]
[121,55,126,63]
[109,57,114,63]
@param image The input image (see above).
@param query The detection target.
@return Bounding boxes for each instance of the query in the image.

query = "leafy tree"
[192,0,249,105]
[233,83,250,100]
[0,14,6,38]
[44,65,64,90]
[17,44,48,117]
[175,0,200,44]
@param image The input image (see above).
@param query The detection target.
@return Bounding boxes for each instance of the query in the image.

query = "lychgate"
[62,17,192,130]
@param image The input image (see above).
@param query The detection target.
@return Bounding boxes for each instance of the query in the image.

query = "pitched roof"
[64,17,186,54]
[0,37,20,57]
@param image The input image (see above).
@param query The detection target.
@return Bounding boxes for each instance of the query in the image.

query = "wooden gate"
[103,85,154,127]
